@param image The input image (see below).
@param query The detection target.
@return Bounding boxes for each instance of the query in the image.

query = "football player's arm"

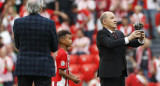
[59,69,80,84]
[69,72,78,78]
[59,69,75,80]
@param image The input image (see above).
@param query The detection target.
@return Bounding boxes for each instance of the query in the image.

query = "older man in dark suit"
[13,0,58,86]
[96,11,145,86]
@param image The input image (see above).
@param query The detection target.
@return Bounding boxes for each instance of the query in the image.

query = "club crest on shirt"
[61,61,65,66]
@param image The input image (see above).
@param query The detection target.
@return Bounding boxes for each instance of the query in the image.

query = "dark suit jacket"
[96,27,142,78]
[13,13,58,77]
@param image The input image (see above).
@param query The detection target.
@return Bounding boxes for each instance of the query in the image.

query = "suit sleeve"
[50,21,58,52]
[97,31,126,48]
[13,20,20,50]
[118,31,143,47]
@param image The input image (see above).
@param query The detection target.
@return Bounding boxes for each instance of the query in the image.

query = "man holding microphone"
[96,11,145,86]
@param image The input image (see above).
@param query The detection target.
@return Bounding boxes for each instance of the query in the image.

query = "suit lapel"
[102,28,115,40]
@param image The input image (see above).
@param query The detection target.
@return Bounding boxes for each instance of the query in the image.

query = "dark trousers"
[17,75,51,86]
[100,75,125,86]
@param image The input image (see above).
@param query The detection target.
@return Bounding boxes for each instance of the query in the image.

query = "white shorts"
[52,78,68,86]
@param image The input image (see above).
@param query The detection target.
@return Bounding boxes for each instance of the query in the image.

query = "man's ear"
[40,6,43,12]
[103,20,106,25]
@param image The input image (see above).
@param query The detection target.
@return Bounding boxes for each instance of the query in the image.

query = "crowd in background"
[0,0,160,86]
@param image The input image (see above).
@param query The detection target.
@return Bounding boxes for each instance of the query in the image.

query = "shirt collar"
[107,29,113,33]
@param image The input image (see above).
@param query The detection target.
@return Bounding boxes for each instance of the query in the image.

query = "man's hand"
[128,30,142,41]
[139,31,145,42]
[73,78,81,84]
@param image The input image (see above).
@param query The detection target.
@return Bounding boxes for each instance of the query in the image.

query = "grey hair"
[26,0,43,14]
[100,13,107,24]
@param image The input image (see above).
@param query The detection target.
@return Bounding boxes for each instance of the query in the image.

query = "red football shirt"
[52,48,70,86]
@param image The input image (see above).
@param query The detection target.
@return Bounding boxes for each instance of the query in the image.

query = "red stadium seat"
[148,82,156,86]
[79,55,93,65]
[69,73,84,86]
[93,55,100,70]
[156,83,160,86]
[80,64,95,82]
[70,64,80,74]
[69,55,79,65]
[89,44,99,55]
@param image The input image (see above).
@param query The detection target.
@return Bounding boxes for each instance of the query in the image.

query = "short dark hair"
[57,30,71,43]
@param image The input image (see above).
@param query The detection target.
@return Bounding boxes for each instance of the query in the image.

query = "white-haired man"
[13,0,58,86]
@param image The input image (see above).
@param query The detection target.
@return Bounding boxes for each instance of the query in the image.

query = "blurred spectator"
[130,5,145,23]
[2,6,19,34]
[56,0,74,12]
[126,68,148,86]
[152,56,160,82]
[72,29,90,55]
[110,0,128,25]
[96,0,111,30]
[44,0,58,10]
[56,0,74,24]
[15,0,22,13]
[0,24,11,45]
[117,16,134,36]
[0,47,14,86]
[136,69,148,86]
[126,48,137,69]
[72,3,90,30]
[142,0,158,38]
[19,0,28,17]
[136,38,152,80]
[71,3,95,43]
[40,7,50,19]
[75,0,96,11]
[53,10,69,23]
[5,43,17,64]
[42,9,68,26]
[126,67,136,86]
[130,5,149,37]
[86,0,96,44]
[127,0,138,14]
[57,19,70,32]
[1,0,15,17]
